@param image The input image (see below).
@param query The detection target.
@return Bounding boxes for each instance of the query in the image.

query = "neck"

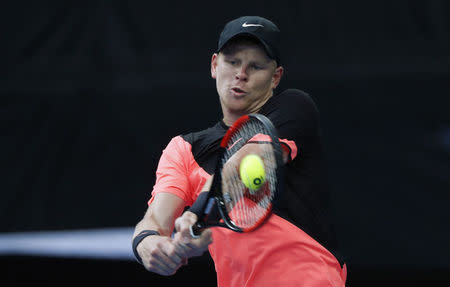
[222,114,241,127]
[222,92,273,126]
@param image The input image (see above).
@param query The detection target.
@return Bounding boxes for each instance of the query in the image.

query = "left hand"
[173,211,213,258]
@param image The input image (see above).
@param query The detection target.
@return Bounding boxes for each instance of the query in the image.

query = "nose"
[235,65,248,82]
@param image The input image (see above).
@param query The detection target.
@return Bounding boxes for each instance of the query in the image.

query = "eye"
[226,59,238,66]
[250,64,263,70]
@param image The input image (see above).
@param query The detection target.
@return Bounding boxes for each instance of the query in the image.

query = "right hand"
[136,234,188,276]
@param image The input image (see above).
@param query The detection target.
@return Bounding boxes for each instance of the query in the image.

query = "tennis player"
[132,16,347,286]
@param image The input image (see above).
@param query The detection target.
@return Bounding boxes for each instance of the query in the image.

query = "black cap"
[217,16,281,64]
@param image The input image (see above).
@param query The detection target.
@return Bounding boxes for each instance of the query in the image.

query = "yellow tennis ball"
[239,154,266,191]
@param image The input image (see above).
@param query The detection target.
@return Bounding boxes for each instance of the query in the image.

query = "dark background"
[1,0,450,285]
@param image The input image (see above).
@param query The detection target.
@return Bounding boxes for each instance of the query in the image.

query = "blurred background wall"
[1,0,449,285]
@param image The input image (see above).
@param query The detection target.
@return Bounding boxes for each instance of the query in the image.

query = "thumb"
[198,228,213,246]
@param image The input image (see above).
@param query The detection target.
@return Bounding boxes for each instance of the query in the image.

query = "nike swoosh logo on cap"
[242,22,264,28]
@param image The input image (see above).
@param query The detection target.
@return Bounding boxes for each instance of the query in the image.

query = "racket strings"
[221,119,277,229]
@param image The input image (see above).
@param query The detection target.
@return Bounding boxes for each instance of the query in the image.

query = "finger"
[172,232,200,255]
[162,240,187,264]
[180,211,198,228]
[151,241,182,271]
[172,232,194,256]
[146,260,175,276]
[163,239,185,263]
[183,228,212,248]
[199,228,213,245]
[172,232,186,250]
[177,231,213,259]
[175,212,198,242]
[174,217,184,234]
[150,251,182,276]
[143,250,175,276]
[150,263,179,276]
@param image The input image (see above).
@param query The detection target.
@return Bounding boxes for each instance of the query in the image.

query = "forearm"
[133,210,172,238]
[133,217,159,238]
[133,193,186,239]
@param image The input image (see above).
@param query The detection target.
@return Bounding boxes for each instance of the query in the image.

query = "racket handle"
[189,222,204,238]
[188,192,209,217]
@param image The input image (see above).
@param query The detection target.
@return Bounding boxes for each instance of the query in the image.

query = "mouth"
[231,87,247,96]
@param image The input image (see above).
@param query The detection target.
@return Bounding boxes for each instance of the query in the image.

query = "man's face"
[211,41,283,123]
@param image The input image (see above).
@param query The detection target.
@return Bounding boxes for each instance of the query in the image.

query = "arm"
[133,192,187,275]
[133,136,214,275]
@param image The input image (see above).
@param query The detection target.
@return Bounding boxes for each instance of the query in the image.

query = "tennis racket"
[189,113,284,237]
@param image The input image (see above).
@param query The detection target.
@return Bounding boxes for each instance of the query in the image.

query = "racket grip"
[189,222,203,238]
[188,192,209,217]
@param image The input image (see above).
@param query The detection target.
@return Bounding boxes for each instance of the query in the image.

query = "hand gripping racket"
[189,113,284,237]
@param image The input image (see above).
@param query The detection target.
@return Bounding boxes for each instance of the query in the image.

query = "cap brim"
[217,32,276,61]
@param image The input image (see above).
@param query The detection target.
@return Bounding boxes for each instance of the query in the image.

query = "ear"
[271,66,284,89]
[211,53,219,79]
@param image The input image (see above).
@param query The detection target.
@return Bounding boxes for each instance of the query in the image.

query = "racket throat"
[204,198,215,214]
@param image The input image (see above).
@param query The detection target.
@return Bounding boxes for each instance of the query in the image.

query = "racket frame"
[190,114,283,237]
